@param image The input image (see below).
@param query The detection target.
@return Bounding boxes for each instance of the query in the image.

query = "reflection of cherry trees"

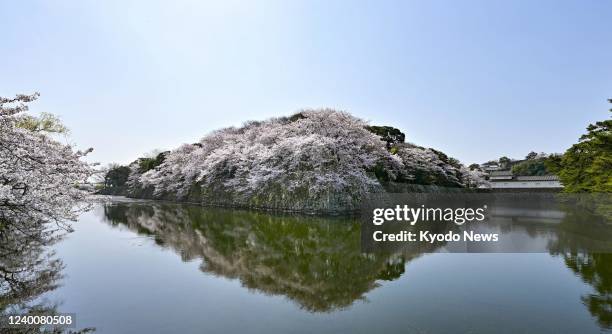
[102,202,428,312]
[0,222,62,315]
[0,220,94,333]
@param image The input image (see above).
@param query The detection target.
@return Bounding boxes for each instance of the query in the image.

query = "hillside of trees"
[101,109,488,213]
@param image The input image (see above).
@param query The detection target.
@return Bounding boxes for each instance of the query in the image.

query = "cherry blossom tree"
[460,166,490,189]
[139,110,398,202]
[133,109,488,209]
[0,93,93,230]
[1,93,95,333]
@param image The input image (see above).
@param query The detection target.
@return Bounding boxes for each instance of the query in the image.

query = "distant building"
[487,171,562,189]
[481,162,502,172]
[488,170,513,181]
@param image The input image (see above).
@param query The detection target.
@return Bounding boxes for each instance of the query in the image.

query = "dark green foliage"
[376,259,406,281]
[498,156,511,169]
[544,154,563,172]
[468,163,481,171]
[370,159,409,183]
[104,165,130,188]
[431,149,460,168]
[365,125,405,149]
[511,158,551,176]
[288,112,307,122]
[101,151,167,196]
[560,253,612,328]
[138,151,168,173]
[411,170,461,188]
[371,162,392,182]
[550,99,611,193]
[525,151,538,160]
[98,165,131,195]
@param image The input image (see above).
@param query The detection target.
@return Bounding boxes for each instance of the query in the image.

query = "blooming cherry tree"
[0,93,93,229]
[133,109,484,210]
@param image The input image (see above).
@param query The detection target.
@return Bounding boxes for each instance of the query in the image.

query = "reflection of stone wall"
[102,203,424,312]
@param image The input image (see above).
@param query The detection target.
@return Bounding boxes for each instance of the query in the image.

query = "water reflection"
[101,203,432,312]
[0,219,63,316]
[100,198,612,329]
[364,193,612,254]
[487,196,612,330]
[0,217,95,333]
[559,253,612,329]
[485,196,612,329]
[546,204,612,330]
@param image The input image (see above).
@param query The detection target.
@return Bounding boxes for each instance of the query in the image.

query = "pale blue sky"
[2,0,611,165]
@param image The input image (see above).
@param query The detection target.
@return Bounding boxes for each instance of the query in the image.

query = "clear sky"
[2,0,611,165]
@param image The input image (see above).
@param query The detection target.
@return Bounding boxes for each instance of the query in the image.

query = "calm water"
[35,198,611,333]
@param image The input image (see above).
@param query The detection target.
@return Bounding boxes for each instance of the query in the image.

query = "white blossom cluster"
[0,94,93,229]
[460,166,490,188]
[134,109,488,204]
[139,110,397,200]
